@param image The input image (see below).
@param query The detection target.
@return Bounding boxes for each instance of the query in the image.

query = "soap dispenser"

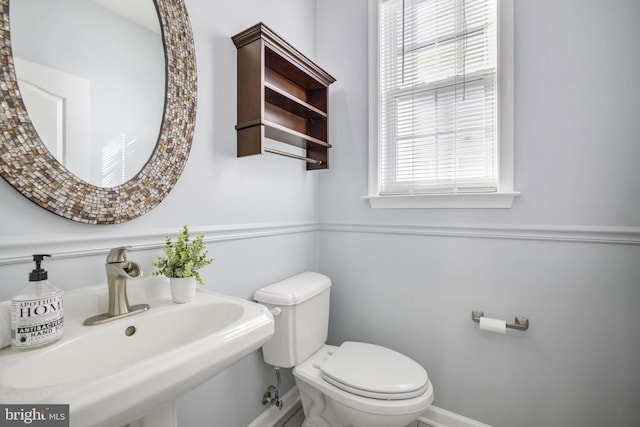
[10,254,64,349]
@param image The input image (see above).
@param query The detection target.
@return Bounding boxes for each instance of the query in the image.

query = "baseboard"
[419,406,492,427]
[247,386,302,427]
[247,386,491,427]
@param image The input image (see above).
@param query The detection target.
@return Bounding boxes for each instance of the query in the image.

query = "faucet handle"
[106,246,132,263]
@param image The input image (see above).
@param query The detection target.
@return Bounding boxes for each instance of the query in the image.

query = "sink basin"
[0,277,274,427]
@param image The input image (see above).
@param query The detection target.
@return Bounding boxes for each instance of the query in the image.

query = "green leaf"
[152,225,214,286]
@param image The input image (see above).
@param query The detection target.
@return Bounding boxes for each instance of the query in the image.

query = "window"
[367,0,517,208]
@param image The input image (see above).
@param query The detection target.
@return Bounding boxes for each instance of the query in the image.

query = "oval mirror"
[10,0,165,187]
[0,0,197,224]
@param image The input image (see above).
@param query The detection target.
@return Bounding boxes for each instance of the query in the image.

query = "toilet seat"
[319,342,429,400]
[294,344,434,419]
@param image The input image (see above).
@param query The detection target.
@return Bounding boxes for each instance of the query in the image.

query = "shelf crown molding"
[231,22,336,86]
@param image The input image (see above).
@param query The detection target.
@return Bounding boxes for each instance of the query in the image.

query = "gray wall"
[316,0,640,426]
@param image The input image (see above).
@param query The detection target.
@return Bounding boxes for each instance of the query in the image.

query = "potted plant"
[153,225,214,303]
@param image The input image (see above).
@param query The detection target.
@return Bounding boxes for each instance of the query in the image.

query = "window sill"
[363,192,520,209]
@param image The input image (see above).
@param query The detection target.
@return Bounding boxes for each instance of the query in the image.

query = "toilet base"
[298,378,342,427]
[297,376,428,427]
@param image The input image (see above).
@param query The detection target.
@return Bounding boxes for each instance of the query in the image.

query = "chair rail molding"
[319,222,640,246]
[2,221,637,266]
[0,221,319,266]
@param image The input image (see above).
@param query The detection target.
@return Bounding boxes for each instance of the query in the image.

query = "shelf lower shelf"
[236,122,329,170]
[235,121,330,150]
[263,120,330,149]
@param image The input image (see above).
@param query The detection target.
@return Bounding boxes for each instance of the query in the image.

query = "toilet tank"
[254,272,331,368]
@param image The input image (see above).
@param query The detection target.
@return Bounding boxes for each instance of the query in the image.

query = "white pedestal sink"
[0,278,274,427]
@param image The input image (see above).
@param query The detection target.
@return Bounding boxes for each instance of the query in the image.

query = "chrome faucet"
[84,246,150,325]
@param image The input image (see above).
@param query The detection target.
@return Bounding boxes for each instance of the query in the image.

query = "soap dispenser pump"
[10,254,64,349]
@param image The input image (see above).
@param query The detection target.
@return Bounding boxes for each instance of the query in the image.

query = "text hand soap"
[10,254,64,349]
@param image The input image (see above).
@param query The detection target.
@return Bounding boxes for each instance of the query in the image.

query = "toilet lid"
[319,342,429,400]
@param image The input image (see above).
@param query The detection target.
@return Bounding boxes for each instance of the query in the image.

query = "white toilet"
[254,272,434,427]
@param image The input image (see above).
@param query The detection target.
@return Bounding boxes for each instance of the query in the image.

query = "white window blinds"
[378,0,498,195]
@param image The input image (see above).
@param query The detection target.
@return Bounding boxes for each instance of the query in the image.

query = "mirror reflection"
[10,0,165,187]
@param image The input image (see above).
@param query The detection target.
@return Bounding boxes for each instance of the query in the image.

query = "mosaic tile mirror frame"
[0,0,197,224]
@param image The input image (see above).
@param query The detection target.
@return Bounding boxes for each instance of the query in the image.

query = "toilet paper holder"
[472,310,529,331]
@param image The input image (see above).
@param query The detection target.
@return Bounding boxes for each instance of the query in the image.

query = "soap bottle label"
[10,294,64,348]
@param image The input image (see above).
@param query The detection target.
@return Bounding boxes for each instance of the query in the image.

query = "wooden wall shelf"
[232,23,336,170]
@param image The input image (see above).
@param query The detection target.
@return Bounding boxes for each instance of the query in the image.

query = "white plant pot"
[169,277,197,303]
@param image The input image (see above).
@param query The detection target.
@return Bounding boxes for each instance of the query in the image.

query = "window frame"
[366,0,518,209]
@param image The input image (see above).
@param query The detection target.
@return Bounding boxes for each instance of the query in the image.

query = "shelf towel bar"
[264,148,323,165]
[472,310,529,331]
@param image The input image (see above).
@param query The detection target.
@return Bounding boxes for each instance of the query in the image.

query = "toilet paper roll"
[479,316,506,334]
